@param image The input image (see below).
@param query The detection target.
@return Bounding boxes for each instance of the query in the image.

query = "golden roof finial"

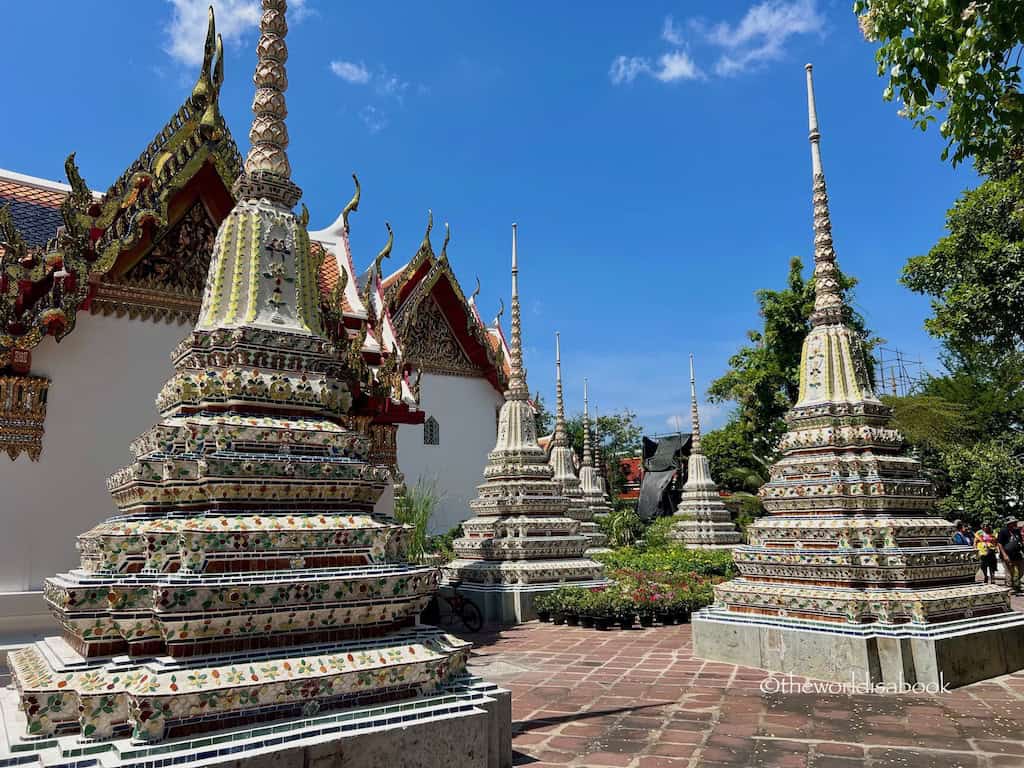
[342,173,360,233]
[374,222,394,278]
[420,209,433,252]
[440,222,451,262]
[192,7,224,139]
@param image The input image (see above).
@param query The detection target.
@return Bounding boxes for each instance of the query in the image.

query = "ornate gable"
[90,198,218,323]
[403,293,482,377]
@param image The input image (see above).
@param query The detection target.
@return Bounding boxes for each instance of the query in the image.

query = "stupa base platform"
[0,674,511,768]
[440,575,608,626]
[693,607,1024,689]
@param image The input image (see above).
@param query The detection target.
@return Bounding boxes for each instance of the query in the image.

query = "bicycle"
[423,580,483,633]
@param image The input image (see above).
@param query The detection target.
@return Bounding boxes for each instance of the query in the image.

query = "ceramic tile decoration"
[2,4,509,763]
[443,227,605,621]
[670,355,741,547]
[577,380,613,522]
[548,334,609,554]
[691,66,1024,687]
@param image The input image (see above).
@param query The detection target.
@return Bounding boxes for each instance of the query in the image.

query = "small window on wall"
[423,416,440,446]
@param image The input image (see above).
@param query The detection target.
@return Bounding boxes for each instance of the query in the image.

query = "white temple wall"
[395,373,502,534]
[0,314,186,638]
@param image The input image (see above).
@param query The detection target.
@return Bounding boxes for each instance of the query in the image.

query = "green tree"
[531,390,554,437]
[854,0,1024,166]
[702,418,766,493]
[902,168,1024,355]
[566,409,642,498]
[938,433,1024,528]
[706,256,876,468]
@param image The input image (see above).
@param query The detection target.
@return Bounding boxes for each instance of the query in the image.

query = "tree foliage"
[531,390,554,437]
[702,419,766,493]
[938,433,1024,528]
[855,0,1024,166]
[565,409,642,498]
[705,256,876,469]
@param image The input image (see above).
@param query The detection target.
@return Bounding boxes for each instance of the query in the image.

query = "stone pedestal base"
[441,580,607,626]
[693,609,1024,689]
[0,676,511,768]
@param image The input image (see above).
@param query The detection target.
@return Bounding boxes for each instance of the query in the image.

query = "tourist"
[952,521,971,546]
[975,523,998,585]
[997,519,1024,595]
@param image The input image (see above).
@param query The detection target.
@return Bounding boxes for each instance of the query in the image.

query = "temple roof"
[0,10,242,374]
[0,171,84,247]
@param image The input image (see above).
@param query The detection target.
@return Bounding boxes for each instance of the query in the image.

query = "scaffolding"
[873,346,926,397]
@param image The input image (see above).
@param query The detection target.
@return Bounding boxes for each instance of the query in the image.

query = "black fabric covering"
[637,433,691,521]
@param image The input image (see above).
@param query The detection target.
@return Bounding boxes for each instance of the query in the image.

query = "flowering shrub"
[543,566,724,628]
[595,545,735,578]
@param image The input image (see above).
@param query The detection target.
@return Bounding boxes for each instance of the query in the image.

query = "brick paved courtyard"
[464,621,1024,768]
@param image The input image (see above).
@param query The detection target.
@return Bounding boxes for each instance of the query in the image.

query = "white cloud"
[359,105,388,134]
[653,51,702,82]
[330,62,410,106]
[662,15,684,46]
[165,0,313,67]
[376,70,410,102]
[330,60,371,84]
[609,50,702,85]
[609,55,650,85]
[702,0,824,76]
[610,0,823,85]
[166,0,259,67]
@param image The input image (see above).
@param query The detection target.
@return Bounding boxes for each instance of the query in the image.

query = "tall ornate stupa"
[670,354,741,547]
[548,334,609,553]
[578,380,612,520]
[1,5,510,766]
[444,226,604,623]
[692,65,1024,688]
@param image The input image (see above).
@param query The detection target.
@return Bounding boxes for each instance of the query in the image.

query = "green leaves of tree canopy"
[902,168,1024,354]
[854,0,1024,166]
[706,256,876,470]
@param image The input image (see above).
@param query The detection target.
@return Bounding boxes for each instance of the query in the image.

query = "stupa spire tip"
[804,63,845,327]
[234,0,301,207]
[507,223,526,398]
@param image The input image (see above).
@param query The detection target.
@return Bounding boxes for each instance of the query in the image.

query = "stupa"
[548,334,609,553]
[0,4,511,766]
[443,226,604,623]
[692,64,1024,688]
[670,354,741,547]
[578,381,613,520]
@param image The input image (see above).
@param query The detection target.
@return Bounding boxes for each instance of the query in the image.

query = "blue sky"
[2,0,975,436]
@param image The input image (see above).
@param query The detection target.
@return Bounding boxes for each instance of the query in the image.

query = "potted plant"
[560,587,585,626]
[652,581,677,625]
[579,590,597,629]
[632,582,657,627]
[613,591,636,630]
[592,590,615,631]
[534,592,553,623]
[667,585,691,624]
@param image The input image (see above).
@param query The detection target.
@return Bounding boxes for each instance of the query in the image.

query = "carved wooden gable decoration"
[90,198,220,323]
[403,293,481,377]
